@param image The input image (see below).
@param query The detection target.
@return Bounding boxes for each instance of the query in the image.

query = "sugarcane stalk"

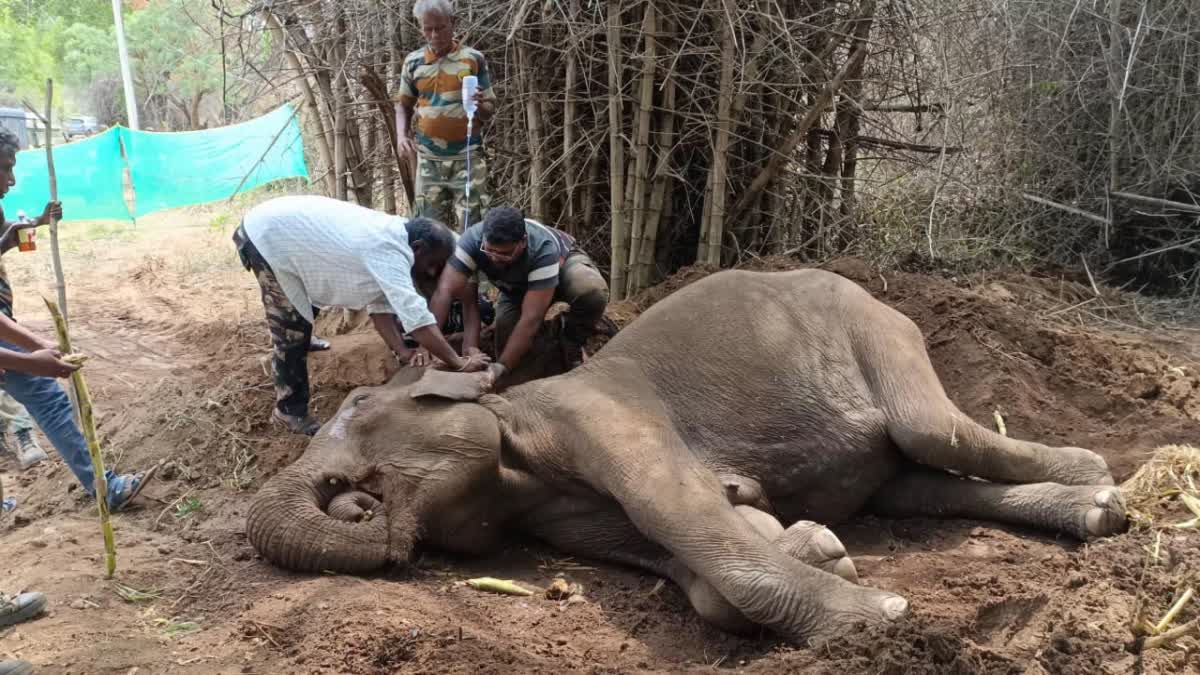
[466,577,534,596]
[44,297,116,578]
[1154,587,1194,634]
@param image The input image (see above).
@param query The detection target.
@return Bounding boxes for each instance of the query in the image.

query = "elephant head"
[246,368,508,573]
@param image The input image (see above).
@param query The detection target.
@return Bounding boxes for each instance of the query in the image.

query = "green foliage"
[0,1,267,129]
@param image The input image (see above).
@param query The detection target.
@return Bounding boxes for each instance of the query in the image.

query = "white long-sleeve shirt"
[242,195,437,332]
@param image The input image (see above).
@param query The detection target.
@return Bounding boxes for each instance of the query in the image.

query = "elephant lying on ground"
[247,269,1127,644]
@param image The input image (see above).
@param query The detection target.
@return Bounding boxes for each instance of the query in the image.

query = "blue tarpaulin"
[120,104,309,217]
[3,128,132,222]
[2,104,309,222]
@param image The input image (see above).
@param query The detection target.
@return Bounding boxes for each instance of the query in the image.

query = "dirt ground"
[1,201,1199,674]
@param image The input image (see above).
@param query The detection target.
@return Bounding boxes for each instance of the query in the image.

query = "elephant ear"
[408,368,488,401]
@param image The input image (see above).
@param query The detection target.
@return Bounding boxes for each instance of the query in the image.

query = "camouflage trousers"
[413,152,490,231]
[233,225,316,417]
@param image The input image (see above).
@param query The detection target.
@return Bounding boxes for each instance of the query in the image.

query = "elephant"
[246,268,1127,645]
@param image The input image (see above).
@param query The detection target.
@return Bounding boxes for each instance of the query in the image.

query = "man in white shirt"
[233,195,489,435]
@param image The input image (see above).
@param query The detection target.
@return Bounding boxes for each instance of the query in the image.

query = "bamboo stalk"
[333,77,348,202]
[699,1,737,266]
[561,0,580,232]
[638,68,676,289]
[625,2,658,297]
[518,40,547,219]
[44,298,116,579]
[606,0,628,300]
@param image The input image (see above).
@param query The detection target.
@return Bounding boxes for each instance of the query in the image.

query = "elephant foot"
[1082,486,1127,538]
[1050,447,1114,486]
[774,521,859,584]
[805,585,910,646]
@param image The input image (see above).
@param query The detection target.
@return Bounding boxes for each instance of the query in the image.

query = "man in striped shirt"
[395,0,496,231]
[431,207,609,385]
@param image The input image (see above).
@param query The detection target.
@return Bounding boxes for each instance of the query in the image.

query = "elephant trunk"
[247,461,390,573]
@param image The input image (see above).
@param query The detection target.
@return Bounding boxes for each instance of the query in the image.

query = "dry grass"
[1122,444,1200,531]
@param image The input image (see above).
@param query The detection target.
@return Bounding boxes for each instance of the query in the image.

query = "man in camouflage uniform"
[395,0,496,232]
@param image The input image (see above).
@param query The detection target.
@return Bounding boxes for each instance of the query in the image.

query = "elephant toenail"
[817,531,846,559]
[883,596,909,620]
[833,557,859,584]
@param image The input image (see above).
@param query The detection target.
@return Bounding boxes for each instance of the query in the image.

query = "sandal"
[308,336,332,352]
[107,463,161,512]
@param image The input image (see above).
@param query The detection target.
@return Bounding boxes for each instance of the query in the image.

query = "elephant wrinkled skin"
[247,269,1127,645]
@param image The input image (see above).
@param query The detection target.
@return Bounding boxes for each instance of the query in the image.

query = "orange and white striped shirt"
[396,42,495,160]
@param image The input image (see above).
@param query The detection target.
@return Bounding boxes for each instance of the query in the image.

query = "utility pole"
[111,0,139,130]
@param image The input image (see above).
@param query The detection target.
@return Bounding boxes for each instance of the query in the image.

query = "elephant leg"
[884,396,1112,486]
[678,507,860,635]
[527,498,860,635]
[869,467,1127,540]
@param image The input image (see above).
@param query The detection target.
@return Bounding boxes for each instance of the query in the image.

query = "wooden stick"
[45,297,117,578]
[1109,190,1200,215]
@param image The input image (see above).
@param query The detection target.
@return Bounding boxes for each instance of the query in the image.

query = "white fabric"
[242,195,437,331]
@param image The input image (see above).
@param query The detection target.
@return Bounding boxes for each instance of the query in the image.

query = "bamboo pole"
[40,80,68,328]
[699,3,736,266]
[637,69,676,290]
[561,0,580,232]
[518,41,547,219]
[606,0,628,300]
[625,3,658,296]
[45,298,116,579]
[333,72,348,202]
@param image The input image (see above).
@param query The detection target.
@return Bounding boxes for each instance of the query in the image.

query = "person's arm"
[370,313,415,361]
[430,265,485,352]
[395,58,419,156]
[496,287,555,371]
[0,201,61,254]
[365,247,489,372]
[395,101,416,157]
[460,281,483,355]
[0,311,56,353]
[472,51,497,122]
[0,313,79,378]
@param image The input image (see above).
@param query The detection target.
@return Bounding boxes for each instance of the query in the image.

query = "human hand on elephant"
[480,362,507,391]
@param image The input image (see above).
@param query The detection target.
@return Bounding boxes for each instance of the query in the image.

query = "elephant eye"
[352,393,371,406]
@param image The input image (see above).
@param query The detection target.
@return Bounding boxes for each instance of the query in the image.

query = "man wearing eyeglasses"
[430,206,608,385]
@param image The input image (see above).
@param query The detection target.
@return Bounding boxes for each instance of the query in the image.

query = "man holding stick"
[0,128,153,512]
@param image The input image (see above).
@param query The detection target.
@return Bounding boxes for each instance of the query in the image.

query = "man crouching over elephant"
[233,195,490,435]
[430,206,608,385]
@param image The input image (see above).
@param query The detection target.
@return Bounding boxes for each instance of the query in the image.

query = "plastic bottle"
[461,75,478,119]
[14,210,35,253]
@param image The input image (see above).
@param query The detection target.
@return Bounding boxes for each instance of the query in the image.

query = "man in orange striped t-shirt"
[395,0,497,232]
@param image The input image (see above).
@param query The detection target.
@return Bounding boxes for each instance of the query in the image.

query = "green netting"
[119,104,310,217]
[4,127,132,222]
